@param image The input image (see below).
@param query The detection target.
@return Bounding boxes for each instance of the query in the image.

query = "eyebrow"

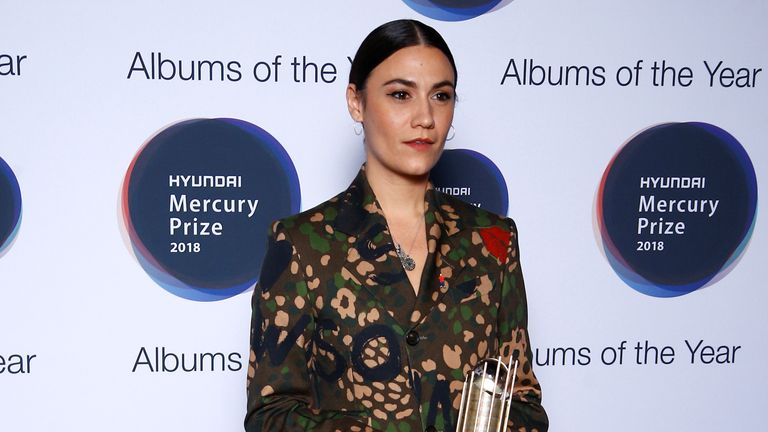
[381,78,455,90]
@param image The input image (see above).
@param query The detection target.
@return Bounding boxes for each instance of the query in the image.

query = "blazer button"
[425,426,437,432]
[406,330,419,346]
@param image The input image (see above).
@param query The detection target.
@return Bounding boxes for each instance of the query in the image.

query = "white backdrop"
[1,1,766,430]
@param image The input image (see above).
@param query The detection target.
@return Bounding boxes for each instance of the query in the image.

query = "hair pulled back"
[349,19,457,91]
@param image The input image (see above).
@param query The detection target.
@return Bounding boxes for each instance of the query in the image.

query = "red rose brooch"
[479,226,511,264]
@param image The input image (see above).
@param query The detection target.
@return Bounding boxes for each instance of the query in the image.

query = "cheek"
[364,101,408,128]
[437,105,455,125]
[374,112,407,132]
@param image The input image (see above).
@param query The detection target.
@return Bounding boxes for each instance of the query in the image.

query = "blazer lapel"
[409,187,476,326]
[332,169,414,328]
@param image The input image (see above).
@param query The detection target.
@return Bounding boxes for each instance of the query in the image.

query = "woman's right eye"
[388,90,409,100]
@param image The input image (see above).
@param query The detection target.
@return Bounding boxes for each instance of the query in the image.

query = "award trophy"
[455,357,518,432]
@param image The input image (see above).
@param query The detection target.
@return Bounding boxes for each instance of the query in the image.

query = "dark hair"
[349,19,457,90]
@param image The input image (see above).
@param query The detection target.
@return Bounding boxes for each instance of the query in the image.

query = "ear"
[346,84,364,122]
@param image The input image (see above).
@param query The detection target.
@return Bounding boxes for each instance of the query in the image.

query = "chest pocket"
[449,274,497,305]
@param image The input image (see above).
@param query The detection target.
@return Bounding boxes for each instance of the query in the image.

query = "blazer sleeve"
[244,221,377,432]
[498,218,549,431]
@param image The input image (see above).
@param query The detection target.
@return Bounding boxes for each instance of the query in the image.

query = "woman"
[245,19,548,432]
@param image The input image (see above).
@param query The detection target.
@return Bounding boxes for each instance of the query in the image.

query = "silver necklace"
[394,216,423,272]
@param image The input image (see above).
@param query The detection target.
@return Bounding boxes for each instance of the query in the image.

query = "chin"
[398,160,439,178]
[368,149,443,180]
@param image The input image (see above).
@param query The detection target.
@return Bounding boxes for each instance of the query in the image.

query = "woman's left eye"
[433,91,454,102]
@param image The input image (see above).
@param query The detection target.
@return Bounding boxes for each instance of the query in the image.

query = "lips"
[403,137,435,145]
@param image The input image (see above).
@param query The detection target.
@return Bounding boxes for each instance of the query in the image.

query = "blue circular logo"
[597,122,758,297]
[121,118,301,301]
[431,149,508,215]
[0,156,22,257]
[402,0,511,21]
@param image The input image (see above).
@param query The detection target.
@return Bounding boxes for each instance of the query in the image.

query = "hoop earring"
[446,124,455,141]
[353,122,363,136]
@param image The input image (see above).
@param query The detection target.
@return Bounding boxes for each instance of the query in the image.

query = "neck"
[365,163,428,219]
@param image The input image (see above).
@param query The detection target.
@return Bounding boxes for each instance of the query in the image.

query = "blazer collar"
[332,167,472,328]
[332,167,389,238]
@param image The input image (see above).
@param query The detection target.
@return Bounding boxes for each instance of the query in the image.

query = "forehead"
[367,45,455,86]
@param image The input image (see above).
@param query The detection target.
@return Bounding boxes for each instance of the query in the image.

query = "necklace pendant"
[396,244,417,271]
[401,255,416,271]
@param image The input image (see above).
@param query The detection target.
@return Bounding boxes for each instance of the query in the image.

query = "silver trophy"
[455,356,518,432]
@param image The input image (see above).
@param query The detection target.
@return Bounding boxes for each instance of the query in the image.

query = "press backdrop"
[1,1,766,431]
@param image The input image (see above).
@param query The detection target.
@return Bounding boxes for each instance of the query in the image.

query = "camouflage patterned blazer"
[245,168,548,432]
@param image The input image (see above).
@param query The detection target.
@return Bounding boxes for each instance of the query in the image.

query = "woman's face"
[347,45,456,180]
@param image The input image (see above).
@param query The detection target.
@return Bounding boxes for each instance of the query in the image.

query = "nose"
[411,96,435,129]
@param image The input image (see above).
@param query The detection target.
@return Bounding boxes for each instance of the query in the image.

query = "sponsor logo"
[121,119,300,301]
[0,156,22,257]
[431,149,508,216]
[402,0,512,21]
[596,122,757,297]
